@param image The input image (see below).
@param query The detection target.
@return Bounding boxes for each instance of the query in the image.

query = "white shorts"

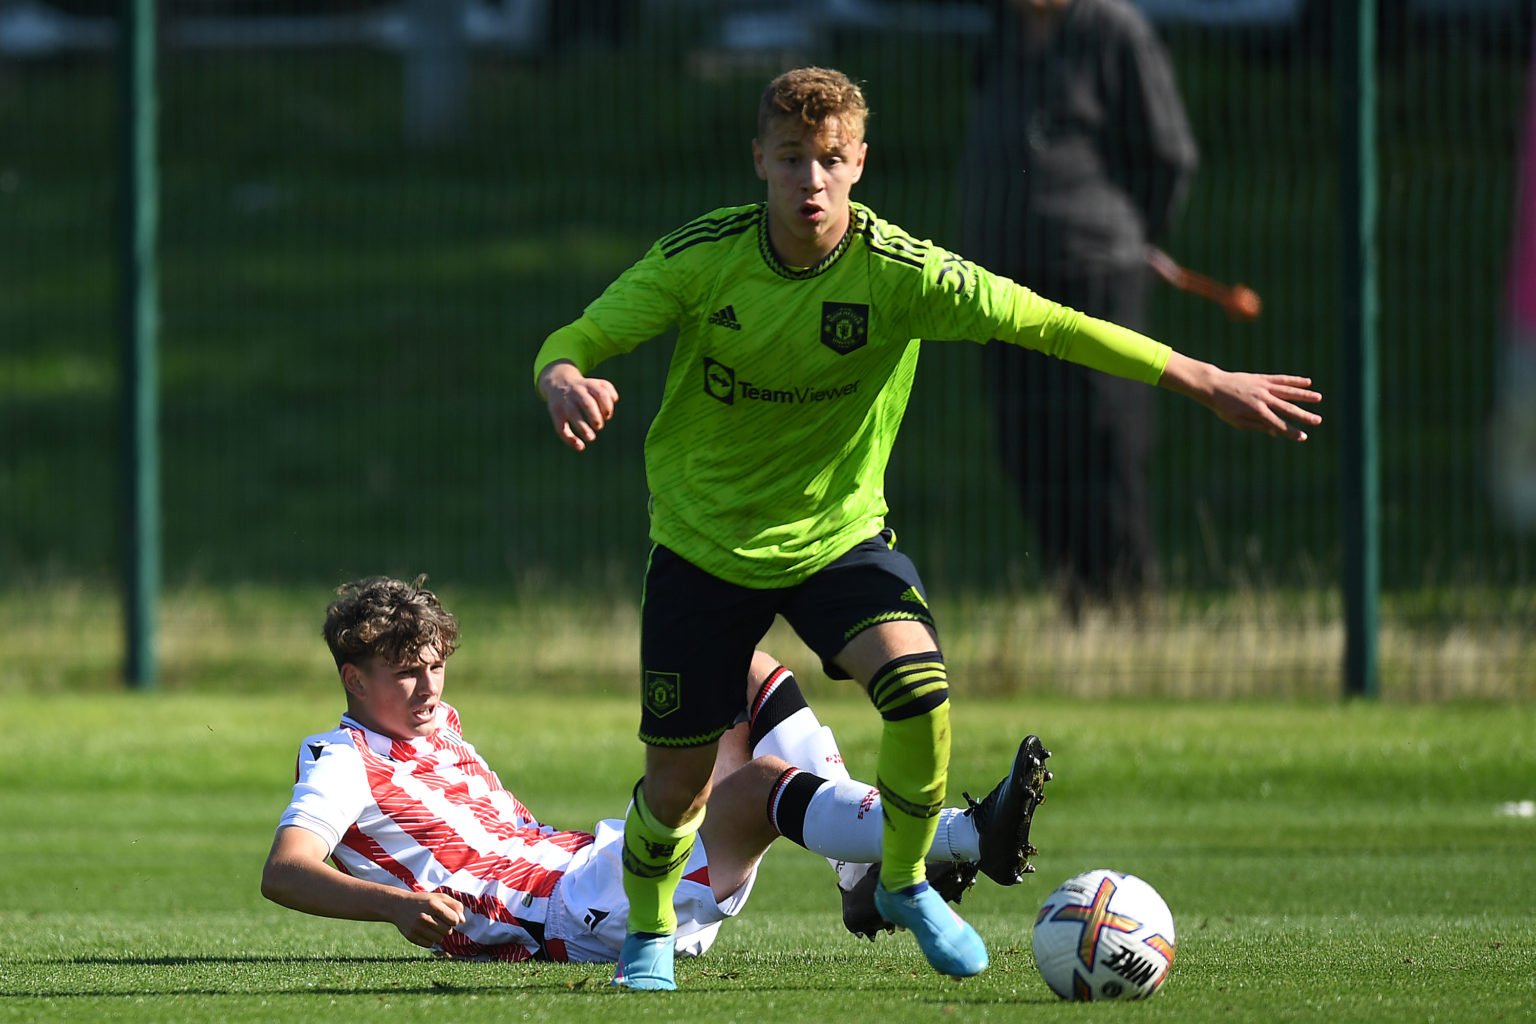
[545,819,756,963]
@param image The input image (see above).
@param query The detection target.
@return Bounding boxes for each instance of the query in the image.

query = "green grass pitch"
[1,691,1532,1023]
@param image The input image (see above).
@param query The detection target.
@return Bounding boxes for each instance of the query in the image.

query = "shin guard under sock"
[867,652,951,892]
[620,779,702,936]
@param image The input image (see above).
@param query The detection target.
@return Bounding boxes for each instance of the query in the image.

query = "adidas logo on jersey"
[900,586,928,609]
[708,305,742,330]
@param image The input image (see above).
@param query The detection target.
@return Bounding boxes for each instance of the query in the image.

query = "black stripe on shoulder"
[866,240,927,271]
[659,208,760,259]
[663,217,756,259]
[659,207,754,250]
[859,215,929,270]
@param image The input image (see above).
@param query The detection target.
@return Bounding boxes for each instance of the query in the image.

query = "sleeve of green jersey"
[1025,302,1172,385]
[909,247,1171,385]
[531,242,685,390]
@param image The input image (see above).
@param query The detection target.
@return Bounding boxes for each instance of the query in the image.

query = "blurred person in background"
[1489,28,1536,531]
[960,0,1198,619]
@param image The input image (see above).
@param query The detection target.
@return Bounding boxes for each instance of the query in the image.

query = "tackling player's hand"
[539,360,619,452]
[392,890,465,948]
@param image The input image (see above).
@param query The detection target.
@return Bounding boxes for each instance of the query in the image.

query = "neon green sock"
[620,781,703,936]
[868,655,951,892]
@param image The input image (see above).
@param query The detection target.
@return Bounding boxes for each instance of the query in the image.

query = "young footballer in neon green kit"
[534,67,1322,990]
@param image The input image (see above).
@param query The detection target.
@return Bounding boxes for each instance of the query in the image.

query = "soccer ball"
[1031,869,1176,1001]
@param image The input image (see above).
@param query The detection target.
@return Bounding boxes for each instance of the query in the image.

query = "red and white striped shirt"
[278,703,595,961]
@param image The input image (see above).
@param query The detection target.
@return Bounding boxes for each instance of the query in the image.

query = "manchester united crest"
[643,670,681,718]
[820,301,869,355]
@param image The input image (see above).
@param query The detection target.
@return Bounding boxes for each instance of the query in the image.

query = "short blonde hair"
[757,66,869,141]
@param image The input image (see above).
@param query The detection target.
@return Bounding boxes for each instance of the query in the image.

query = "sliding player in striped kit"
[260,576,1049,965]
[535,67,1321,989]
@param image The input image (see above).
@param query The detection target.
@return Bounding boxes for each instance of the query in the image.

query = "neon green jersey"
[533,202,1171,588]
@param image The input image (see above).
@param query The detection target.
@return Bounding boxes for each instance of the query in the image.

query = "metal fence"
[3,0,1533,697]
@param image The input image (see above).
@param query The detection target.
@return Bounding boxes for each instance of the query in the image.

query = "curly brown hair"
[756,66,869,141]
[323,575,460,670]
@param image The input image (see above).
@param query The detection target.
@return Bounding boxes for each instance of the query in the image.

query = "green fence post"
[1337,0,1381,698]
[118,0,160,690]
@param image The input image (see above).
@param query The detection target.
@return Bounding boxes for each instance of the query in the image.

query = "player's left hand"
[1160,354,1322,441]
[1205,371,1323,441]
[392,890,466,948]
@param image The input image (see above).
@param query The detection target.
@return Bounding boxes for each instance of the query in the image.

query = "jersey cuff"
[1072,315,1172,385]
[532,319,607,392]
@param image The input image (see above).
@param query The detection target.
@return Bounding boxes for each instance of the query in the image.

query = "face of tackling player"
[753,114,867,269]
[341,646,446,740]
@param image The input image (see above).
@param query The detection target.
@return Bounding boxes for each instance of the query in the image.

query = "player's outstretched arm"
[261,825,464,947]
[538,359,620,452]
[1159,351,1322,442]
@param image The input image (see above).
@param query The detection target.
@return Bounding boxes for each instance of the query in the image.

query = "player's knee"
[745,650,783,703]
[642,747,717,825]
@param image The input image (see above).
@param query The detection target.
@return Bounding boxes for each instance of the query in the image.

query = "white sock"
[931,807,979,862]
[796,777,884,861]
[786,777,978,865]
[834,860,872,892]
[750,667,856,878]
[749,668,851,782]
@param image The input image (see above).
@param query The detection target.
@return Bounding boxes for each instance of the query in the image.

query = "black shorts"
[638,530,938,747]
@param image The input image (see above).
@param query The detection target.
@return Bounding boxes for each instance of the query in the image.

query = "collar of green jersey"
[756,202,859,280]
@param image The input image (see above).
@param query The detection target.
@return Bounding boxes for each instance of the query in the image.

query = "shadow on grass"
[32,955,419,966]
[4,988,1055,1006]
[5,987,510,1000]
[5,955,1056,1004]
[4,958,587,999]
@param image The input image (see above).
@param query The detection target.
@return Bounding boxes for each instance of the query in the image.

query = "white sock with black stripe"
[768,768,981,864]
[749,665,851,783]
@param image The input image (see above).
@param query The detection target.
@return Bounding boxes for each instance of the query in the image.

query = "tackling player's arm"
[260,825,465,948]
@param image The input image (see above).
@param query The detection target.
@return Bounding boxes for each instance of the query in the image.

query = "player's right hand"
[393,890,465,948]
[539,360,619,452]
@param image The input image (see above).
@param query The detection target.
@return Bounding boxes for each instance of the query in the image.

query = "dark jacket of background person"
[959,0,1198,616]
